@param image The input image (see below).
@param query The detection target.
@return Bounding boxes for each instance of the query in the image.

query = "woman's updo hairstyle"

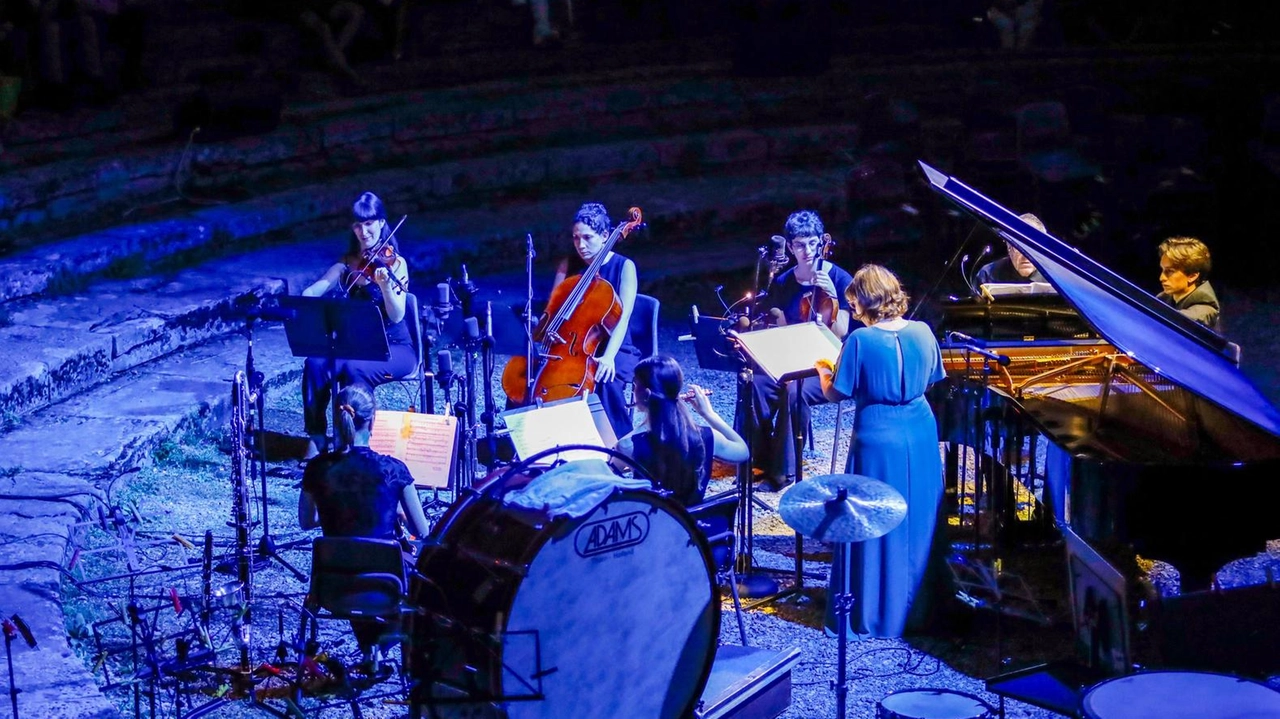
[847,264,910,324]
[573,202,611,236]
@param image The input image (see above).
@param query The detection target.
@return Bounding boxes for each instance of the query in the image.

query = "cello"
[501,207,644,406]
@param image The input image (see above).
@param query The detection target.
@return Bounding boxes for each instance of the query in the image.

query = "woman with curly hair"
[815,264,947,638]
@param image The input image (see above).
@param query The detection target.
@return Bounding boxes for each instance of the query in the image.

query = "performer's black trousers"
[302,343,417,438]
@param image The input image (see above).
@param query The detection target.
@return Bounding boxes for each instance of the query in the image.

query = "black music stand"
[728,323,842,606]
[279,296,390,453]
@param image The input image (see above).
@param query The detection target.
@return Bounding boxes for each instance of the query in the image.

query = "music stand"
[279,296,391,452]
[728,323,842,605]
[687,311,740,373]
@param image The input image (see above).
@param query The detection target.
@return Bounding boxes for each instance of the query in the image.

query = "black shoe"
[758,475,791,492]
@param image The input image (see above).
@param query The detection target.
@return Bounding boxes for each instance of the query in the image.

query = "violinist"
[299,191,416,460]
[550,202,640,439]
[741,210,855,490]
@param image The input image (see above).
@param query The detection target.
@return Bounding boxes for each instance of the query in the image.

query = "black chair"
[298,537,414,672]
[631,293,660,359]
[626,293,661,413]
[688,492,748,646]
[385,292,432,413]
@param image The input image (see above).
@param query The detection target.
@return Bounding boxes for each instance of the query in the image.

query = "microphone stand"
[243,316,306,582]
[480,302,499,469]
[523,233,537,400]
[458,318,482,489]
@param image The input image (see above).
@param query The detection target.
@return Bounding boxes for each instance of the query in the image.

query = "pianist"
[975,212,1048,286]
[1157,236,1220,331]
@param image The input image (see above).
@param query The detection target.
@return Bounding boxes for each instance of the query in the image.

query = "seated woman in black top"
[615,355,749,507]
[298,385,430,662]
[299,385,430,541]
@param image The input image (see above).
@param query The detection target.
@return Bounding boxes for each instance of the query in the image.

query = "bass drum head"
[504,493,718,719]
[1082,671,1280,719]
[877,688,993,719]
[417,487,719,719]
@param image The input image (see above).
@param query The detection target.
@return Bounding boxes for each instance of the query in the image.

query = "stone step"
[0,256,296,420]
[0,66,869,246]
[0,158,850,422]
[0,121,862,301]
[0,323,303,719]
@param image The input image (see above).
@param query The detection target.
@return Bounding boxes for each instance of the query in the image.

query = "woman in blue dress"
[815,264,946,638]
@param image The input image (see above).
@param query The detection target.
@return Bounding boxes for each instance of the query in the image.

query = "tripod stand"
[239,314,306,581]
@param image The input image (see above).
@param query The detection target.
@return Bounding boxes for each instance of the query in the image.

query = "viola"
[797,233,838,328]
[502,207,644,406]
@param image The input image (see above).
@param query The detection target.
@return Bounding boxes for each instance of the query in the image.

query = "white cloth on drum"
[504,459,652,518]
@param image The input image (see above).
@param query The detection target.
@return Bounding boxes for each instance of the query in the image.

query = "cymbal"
[777,473,907,543]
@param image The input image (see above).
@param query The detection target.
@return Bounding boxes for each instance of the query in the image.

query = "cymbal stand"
[830,545,855,719]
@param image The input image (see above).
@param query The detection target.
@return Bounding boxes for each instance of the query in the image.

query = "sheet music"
[981,281,1057,297]
[369,411,457,488]
[730,323,842,383]
[501,395,610,464]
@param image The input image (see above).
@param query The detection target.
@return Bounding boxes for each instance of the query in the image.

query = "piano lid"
[919,161,1280,438]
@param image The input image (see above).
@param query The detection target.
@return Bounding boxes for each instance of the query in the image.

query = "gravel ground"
[61,300,1280,718]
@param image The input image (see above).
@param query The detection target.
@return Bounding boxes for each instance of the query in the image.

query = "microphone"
[434,282,452,317]
[241,301,297,323]
[464,316,481,344]
[946,331,1010,366]
[714,285,731,313]
[459,265,478,297]
[4,614,37,648]
[437,350,454,387]
[485,301,493,340]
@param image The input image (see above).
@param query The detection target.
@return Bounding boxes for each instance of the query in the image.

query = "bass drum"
[412,469,720,719]
[1082,671,1280,719]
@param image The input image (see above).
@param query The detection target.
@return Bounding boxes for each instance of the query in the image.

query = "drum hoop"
[879,687,994,716]
[495,443,655,484]
[433,444,660,541]
[1084,670,1280,710]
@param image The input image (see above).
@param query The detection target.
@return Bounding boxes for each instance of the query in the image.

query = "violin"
[797,233,838,328]
[501,207,644,406]
[345,215,408,294]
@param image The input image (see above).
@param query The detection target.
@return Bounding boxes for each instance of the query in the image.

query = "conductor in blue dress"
[815,264,947,638]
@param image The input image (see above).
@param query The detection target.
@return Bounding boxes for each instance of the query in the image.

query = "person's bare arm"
[400,484,430,538]
[595,259,637,383]
[298,490,321,530]
[302,262,345,297]
[685,385,749,463]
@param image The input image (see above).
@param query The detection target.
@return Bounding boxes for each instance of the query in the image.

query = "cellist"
[740,209,855,491]
[548,202,640,439]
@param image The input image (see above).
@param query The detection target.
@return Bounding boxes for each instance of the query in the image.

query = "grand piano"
[919,161,1280,591]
